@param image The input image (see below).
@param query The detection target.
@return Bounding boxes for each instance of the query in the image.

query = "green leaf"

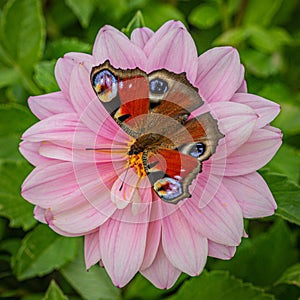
[61,242,120,300]
[0,104,37,161]
[243,0,283,27]
[188,4,221,29]
[122,11,145,36]
[34,61,59,93]
[265,144,300,183]
[263,173,300,226]
[0,67,19,88]
[170,270,275,300]
[13,224,79,280]
[276,263,300,287]
[43,280,69,300]
[124,273,188,300]
[143,3,186,31]
[273,103,300,136]
[0,161,36,230]
[0,0,45,73]
[213,27,248,47]
[247,26,281,53]
[45,38,91,59]
[209,220,298,286]
[240,49,284,77]
[65,0,95,28]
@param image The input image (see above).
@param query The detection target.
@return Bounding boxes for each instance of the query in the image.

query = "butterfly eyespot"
[154,177,183,201]
[92,70,118,102]
[149,78,168,95]
[189,142,205,158]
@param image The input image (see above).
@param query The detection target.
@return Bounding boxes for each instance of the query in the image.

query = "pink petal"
[141,242,181,289]
[85,231,101,269]
[222,172,277,218]
[34,206,47,224]
[208,240,236,259]
[181,180,244,246]
[110,168,139,209]
[22,161,117,234]
[196,47,244,102]
[93,25,146,69]
[141,219,162,270]
[215,126,282,176]
[22,161,82,205]
[145,23,198,83]
[231,93,280,129]
[55,53,94,98]
[39,142,127,163]
[130,27,154,49]
[161,208,208,276]
[99,207,149,287]
[237,80,247,93]
[21,113,106,149]
[19,141,52,166]
[200,101,257,159]
[33,206,86,237]
[143,20,186,56]
[28,92,74,120]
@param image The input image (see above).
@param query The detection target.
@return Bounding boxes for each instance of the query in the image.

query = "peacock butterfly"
[90,60,223,204]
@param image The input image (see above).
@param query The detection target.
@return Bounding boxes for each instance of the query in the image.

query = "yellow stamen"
[128,153,147,177]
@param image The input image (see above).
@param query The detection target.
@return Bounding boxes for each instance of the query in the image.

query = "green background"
[0,0,299,299]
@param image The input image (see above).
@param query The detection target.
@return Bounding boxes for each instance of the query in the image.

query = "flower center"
[128,153,147,178]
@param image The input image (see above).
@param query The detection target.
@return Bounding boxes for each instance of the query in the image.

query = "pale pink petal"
[21,113,107,149]
[231,93,280,128]
[39,142,127,163]
[99,207,149,287]
[143,20,186,56]
[181,180,244,246]
[161,208,208,276]
[34,206,86,237]
[214,126,282,176]
[93,25,146,69]
[145,24,198,83]
[141,242,181,289]
[110,168,138,209]
[130,27,154,49]
[19,141,53,166]
[55,52,94,98]
[85,231,101,269]
[199,102,257,159]
[208,240,236,259]
[22,161,81,205]
[237,80,247,93]
[141,219,161,270]
[222,172,277,218]
[22,162,117,233]
[28,92,74,120]
[196,47,244,102]
[34,206,46,223]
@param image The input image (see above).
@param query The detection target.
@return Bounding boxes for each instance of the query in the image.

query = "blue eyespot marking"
[154,177,183,201]
[92,70,118,102]
[189,142,205,158]
[149,78,168,94]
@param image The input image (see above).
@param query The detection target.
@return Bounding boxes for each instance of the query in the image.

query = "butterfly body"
[91,60,223,204]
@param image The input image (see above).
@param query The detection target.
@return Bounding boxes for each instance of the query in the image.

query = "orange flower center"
[128,153,147,178]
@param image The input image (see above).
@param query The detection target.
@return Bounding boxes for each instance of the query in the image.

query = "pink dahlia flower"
[20,21,282,289]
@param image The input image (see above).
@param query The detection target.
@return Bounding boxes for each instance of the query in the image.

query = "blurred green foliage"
[0,0,299,299]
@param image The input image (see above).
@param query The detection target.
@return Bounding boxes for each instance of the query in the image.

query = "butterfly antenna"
[85,147,124,153]
[119,164,130,191]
